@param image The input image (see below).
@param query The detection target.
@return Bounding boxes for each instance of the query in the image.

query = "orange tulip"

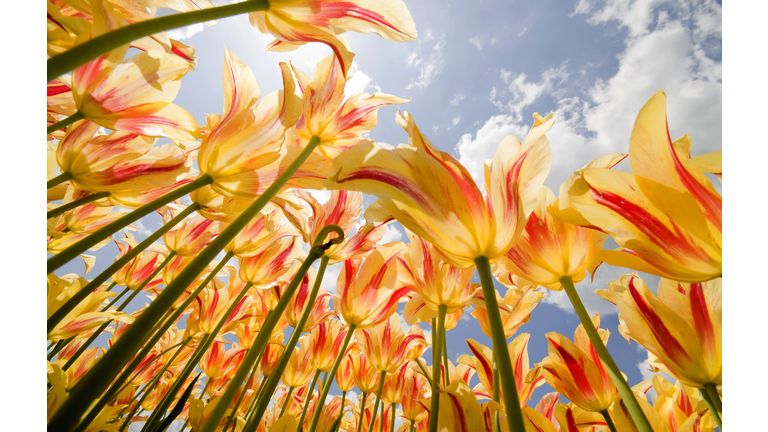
[200,340,247,380]
[239,236,304,287]
[225,206,299,258]
[335,350,358,393]
[336,243,410,329]
[190,184,252,222]
[597,274,721,388]
[287,55,408,157]
[163,211,218,256]
[401,364,429,422]
[249,0,417,75]
[470,285,544,339]
[537,315,616,412]
[309,319,355,372]
[286,273,335,332]
[351,352,380,394]
[192,276,253,335]
[283,337,317,389]
[553,91,721,282]
[327,111,554,269]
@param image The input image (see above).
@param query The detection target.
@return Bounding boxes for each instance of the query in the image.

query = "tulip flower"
[309,319,355,372]
[225,207,299,258]
[261,341,287,379]
[197,48,331,200]
[283,338,317,390]
[71,46,199,140]
[351,352,381,395]
[356,314,427,375]
[537,315,617,413]
[304,395,347,432]
[401,365,429,423]
[336,243,410,329]
[190,184,252,222]
[288,189,389,263]
[336,350,358,393]
[382,361,410,405]
[470,285,544,339]
[553,91,721,282]
[239,236,304,287]
[612,391,671,432]
[193,276,253,335]
[459,334,543,406]
[56,120,195,193]
[200,340,247,381]
[163,212,218,256]
[598,274,721,389]
[286,273,335,332]
[249,0,417,75]
[286,54,408,157]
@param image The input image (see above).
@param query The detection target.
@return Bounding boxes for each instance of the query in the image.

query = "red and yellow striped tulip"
[351,352,380,394]
[326,111,554,269]
[554,91,721,282]
[284,337,320,389]
[355,314,427,373]
[538,315,616,412]
[336,243,410,329]
[163,211,218,256]
[470,285,544,339]
[249,0,417,75]
[286,272,335,332]
[599,274,721,388]
[309,319,355,372]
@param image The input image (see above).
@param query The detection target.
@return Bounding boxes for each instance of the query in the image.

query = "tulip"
[287,55,408,157]
[249,0,417,75]
[283,338,317,390]
[470,285,544,339]
[537,315,617,416]
[163,212,218,256]
[553,91,721,282]
[598,274,721,391]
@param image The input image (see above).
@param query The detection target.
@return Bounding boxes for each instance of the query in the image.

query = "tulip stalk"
[48,191,110,219]
[299,369,323,427]
[390,403,396,432]
[203,222,344,432]
[414,358,431,387]
[492,354,501,432]
[601,410,618,432]
[54,252,233,432]
[701,384,723,429]
[48,204,197,335]
[366,371,387,432]
[441,330,449,387]
[559,276,654,432]
[47,171,73,190]
[47,0,270,82]
[306,322,356,432]
[47,112,84,134]
[427,305,446,432]
[221,362,261,432]
[475,256,527,432]
[356,392,369,432]
[279,387,295,417]
[48,177,211,274]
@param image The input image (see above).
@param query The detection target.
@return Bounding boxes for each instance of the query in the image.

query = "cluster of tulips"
[46,1,722,432]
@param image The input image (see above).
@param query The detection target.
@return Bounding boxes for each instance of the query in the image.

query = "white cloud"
[494,63,570,119]
[380,223,404,243]
[469,36,483,51]
[345,62,381,98]
[451,116,461,127]
[320,262,342,295]
[450,93,465,106]
[405,32,446,90]
[165,23,206,41]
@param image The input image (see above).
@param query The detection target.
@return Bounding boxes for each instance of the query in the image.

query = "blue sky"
[46,0,724,428]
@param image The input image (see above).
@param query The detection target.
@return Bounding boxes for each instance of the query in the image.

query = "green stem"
[366,371,387,432]
[559,276,653,432]
[48,204,197,335]
[331,390,346,432]
[47,111,84,134]
[601,409,618,432]
[141,281,254,432]
[222,362,261,432]
[48,191,110,219]
[279,387,295,417]
[102,286,130,311]
[475,257,526,432]
[441,326,449,388]
[62,253,233,432]
[48,171,73,190]
[699,383,723,426]
[389,403,395,432]
[492,351,501,432]
[379,400,385,432]
[427,306,445,432]
[114,250,178,311]
[48,175,211,274]
[307,322,356,432]
[205,220,342,432]
[410,420,415,432]
[356,392,368,432]
[47,1,270,82]
[118,337,192,432]
[298,370,322,428]
[48,339,67,361]
[414,358,432,387]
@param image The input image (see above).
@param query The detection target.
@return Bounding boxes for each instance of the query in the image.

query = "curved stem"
[307,322,356,432]
[47,204,197,335]
[414,358,432,387]
[47,1,270,82]
[48,171,73,190]
[700,386,723,430]
[601,409,618,432]
[366,371,387,432]
[62,252,233,432]
[475,256,526,432]
[356,392,368,432]
[559,276,653,432]
[47,111,84,134]
[427,306,446,432]
[298,370,322,428]
[47,175,211,274]
[48,191,110,219]
[240,252,337,432]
